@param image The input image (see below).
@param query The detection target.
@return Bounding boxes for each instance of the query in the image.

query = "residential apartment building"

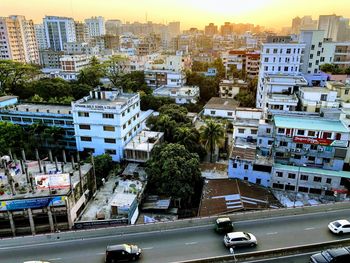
[39,49,64,68]
[63,42,99,56]
[59,54,91,81]
[72,89,143,161]
[153,85,200,104]
[84,16,105,38]
[0,15,39,64]
[74,21,89,42]
[204,23,218,36]
[299,87,339,112]
[318,14,349,42]
[43,16,76,51]
[256,38,305,108]
[34,24,48,50]
[219,79,248,99]
[326,81,350,106]
[333,42,350,69]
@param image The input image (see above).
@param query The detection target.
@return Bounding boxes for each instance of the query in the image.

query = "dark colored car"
[105,244,142,262]
[310,247,350,263]
[215,217,234,234]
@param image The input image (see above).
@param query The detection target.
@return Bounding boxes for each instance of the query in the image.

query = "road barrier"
[0,201,349,248]
[174,238,350,263]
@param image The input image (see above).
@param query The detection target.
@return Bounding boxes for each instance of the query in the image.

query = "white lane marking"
[185,242,198,245]
[142,247,154,250]
[48,258,62,261]
[304,227,315,230]
[266,232,278,235]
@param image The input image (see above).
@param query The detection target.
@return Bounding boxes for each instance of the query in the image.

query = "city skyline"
[2,0,350,30]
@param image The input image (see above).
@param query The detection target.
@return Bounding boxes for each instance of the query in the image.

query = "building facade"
[85,16,105,38]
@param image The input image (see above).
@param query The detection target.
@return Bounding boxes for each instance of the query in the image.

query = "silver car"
[224,231,257,248]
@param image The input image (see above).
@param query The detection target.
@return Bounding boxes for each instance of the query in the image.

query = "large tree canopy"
[146,143,202,203]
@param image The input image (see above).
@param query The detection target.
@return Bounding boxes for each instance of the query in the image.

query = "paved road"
[243,253,313,263]
[2,209,350,263]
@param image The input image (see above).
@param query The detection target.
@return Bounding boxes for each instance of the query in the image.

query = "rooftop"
[301,87,334,93]
[0,96,18,103]
[274,115,348,133]
[198,179,281,217]
[274,163,350,179]
[3,103,72,115]
[230,146,256,161]
[204,97,240,111]
[124,130,164,151]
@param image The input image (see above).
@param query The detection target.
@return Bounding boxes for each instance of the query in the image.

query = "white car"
[328,219,350,234]
[224,231,257,247]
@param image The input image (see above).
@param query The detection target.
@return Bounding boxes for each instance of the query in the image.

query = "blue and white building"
[72,89,143,161]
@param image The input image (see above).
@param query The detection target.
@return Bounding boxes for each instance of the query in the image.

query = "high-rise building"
[256,36,305,109]
[337,18,350,42]
[205,23,218,36]
[291,17,301,35]
[299,30,335,74]
[105,19,122,35]
[291,16,318,35]
[74,21,89,42]
[85,16,105,37]
[0,15,39,64]
[34,24,47,50]
[221,22,232,36]
[318,14,342,41]
[168,21,181,37]
[43,16,76,51]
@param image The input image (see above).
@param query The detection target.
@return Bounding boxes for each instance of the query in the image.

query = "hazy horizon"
[2,0,350,30]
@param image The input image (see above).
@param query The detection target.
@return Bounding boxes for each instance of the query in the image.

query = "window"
[311,45,315,50]
[264,58,269,62]
[300,175,308,181]
[227,112,233,116]
[78,112,89,117]
[310,54,314,59]
[268,140,273,145]
[256,178,261,185]
[276,172,283,177]
[326,178,332,184]
[122,112,125,117]
[232,163,237,168]
[284,66,288,72]
[1,116,10,121]
[277,128,285,134]
[103,126,115,131]
[238,129,245,133]
[244,177,248,181]
[308,131,315,136]
[310,144,318,150]
[244,164,249,170]
[266,128,271,133]
[345,89,349,95]
[286,48,291,54]
[273,49,278,54]
[102,113,114,119]
[44,119,53,124]
[308,156,315,162]
[123,124,126,129]
[79,124,90,130]
[288,173,296,179]
[251,129,257,135]
[105,149,116,155]
[83,147,95,153]
[210,110,216,115]
[104,138,116,144]
[297,130,304,135]
[81,136,92,142]
[296,143,303,149]
[320,94,327,101]
[314,176,322,182]
[266,48,270,54]
[323,132,332,139]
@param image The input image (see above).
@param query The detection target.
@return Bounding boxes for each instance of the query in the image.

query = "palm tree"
[200,119,225,163]
[174,126,200,150]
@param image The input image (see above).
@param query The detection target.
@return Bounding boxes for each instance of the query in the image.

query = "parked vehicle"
[215,217,234,234]
[223,232,257,248]
[105,244,142,262]
[328,220,350,234]
[310,247,350,263]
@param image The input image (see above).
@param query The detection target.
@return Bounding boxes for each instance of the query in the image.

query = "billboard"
[35,173,71,189]
[293,136,348,147]
[0,196,66,211]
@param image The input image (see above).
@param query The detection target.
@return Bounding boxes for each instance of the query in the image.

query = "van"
[105,244,142,262]
[310,247,350,263]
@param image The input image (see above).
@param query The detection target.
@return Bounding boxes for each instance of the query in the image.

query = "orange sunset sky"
[1,0,350,30]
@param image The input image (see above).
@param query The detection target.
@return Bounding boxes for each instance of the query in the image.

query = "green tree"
[140,94,175,111]
[200,119,225,163]
[173,126,206,160]
[147,114,177,141]
[77,56,105,87]
[0,122,24,155]
[158,104,190,124]
[103,55,128,88]
[121,71,152,94]
[146,143,202,204]
[186,72,218,102]
[30,94,44,102]
[87,154,114,188]
[210,58,225,79]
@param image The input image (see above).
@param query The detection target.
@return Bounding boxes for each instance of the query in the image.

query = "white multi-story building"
[299,30,336,74]
[299,87,339,112]
[34,24,48,50]
[0,15,39,64]
[43,16,76,51]
[256,38,305,108]
[72,89,142,161]
[85,16,105,38]
[153,85,200,104]
[63,42,99,56]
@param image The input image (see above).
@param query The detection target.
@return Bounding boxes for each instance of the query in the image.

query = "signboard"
[293,136,332,146]
[35,173,70,189]
[293,136,348,147]
[0,196,66,211]
[74,218,128,229]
